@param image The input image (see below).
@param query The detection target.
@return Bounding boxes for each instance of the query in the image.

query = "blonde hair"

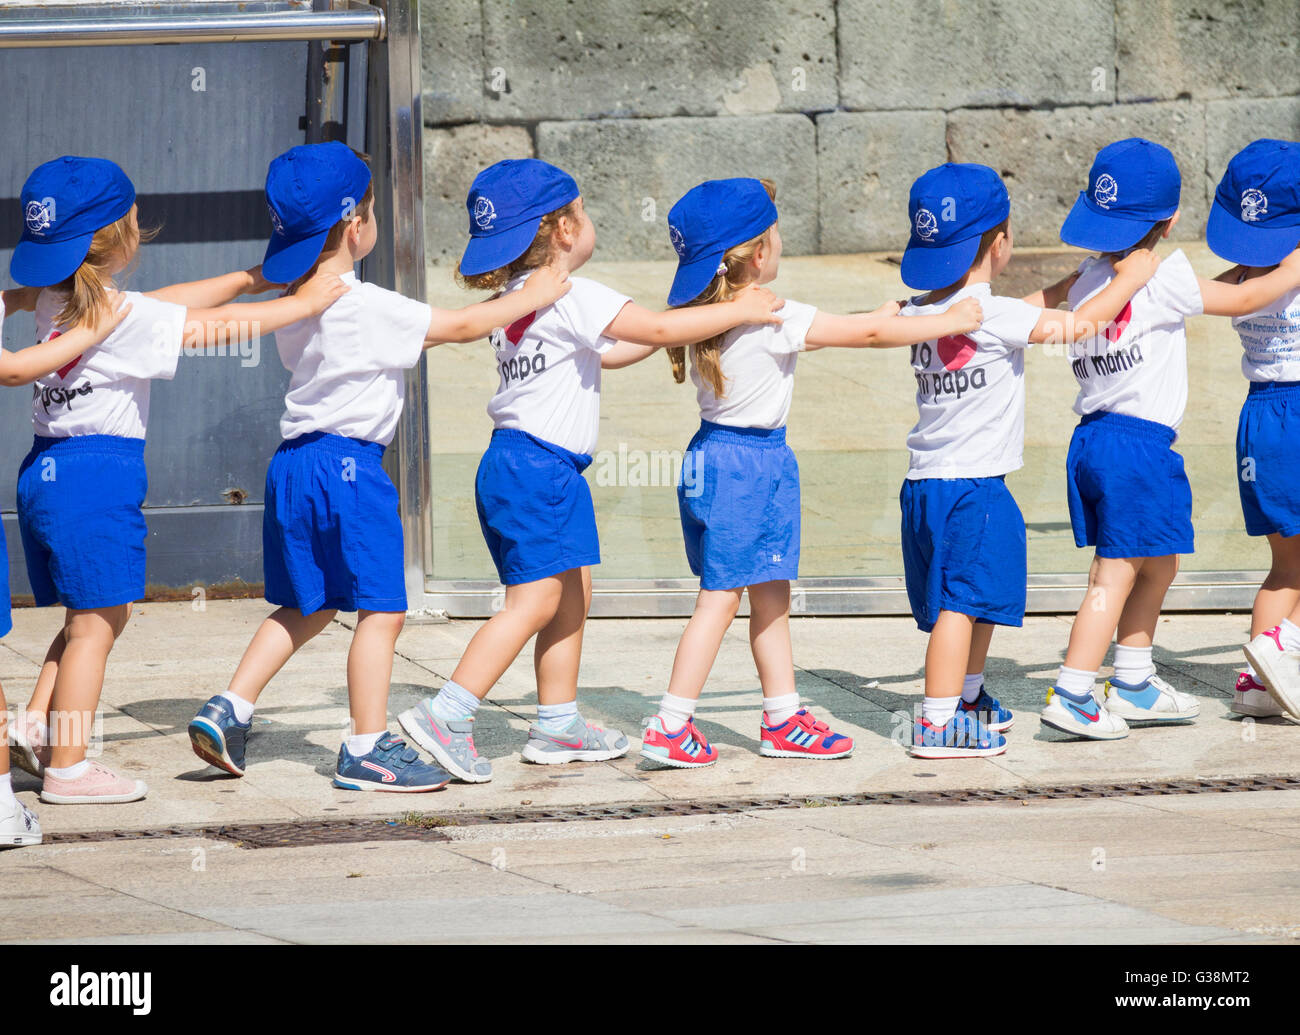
[668,179,777,399]
[455,200,581,293]
[53,204,151,329]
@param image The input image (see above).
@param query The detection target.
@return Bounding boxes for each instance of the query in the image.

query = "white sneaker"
[0,798,41,847]
[1232,672,1283,718]
[1244,628,1300,719]
[8,714,49,778]
[1104,673,1199,722]
[1040,686,1129,740]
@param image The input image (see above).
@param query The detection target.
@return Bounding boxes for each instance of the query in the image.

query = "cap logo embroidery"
[1241,188,1268,222]
[268,205,285,238]
[914,208,939,242]
[473,196,497,230]
[1093,174,1119,209]
[25,199,53,236]
[669,224,686,258]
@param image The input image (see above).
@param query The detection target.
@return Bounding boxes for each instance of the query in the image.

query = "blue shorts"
[1237,381,1300,538]
[0,523,12,638]
[17,435,148,610]
[1066,411,1193,559]
[475,428,600,586]
[900,476,1026,634]
[679,421,800,591]
[263,432,406,615]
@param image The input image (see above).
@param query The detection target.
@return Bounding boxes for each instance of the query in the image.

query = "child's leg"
[26,619,67,723]
[449,576,565,700]
[46,604,131,770]
[925,609,977,714]
[346,610,404,737]
[1252,534,1300,639]
[227,606,337,705]
[0,681,39,842]
[664,588,744,704]
[1105,555,1198,719]
[1063,555,1140,673]
[533,566,591,708]
[1115,555,1179,652]
[749,580,795,705]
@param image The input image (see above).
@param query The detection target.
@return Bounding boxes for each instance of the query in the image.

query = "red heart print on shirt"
[47,330,84,379]
[504,311,536,346]
[1102,301,1132,344]
[937,334,977,371]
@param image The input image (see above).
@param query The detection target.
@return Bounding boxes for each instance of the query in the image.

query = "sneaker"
[40,761,147,804]
[958,686,1014,733]
[640,715,718,768]
[521,712,629,765]
[910,711,1006,759]
[1244,627,1300,719]
[1104,674,1199,723]
[188,695,251,776]
[1040,686,1129,740]
[1232,672,1283,718]
[8,714,50,778]
[398,699,493,783]
[760,709,854,758]
[0,798,41,847]
[333,732,451,792]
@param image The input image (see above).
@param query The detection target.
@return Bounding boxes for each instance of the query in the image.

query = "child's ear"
[1164,210,1181,237]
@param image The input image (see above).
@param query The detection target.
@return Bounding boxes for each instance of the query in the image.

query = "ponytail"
[53,204,149,329]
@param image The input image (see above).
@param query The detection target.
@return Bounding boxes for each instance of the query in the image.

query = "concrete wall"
[421,0,1300,265]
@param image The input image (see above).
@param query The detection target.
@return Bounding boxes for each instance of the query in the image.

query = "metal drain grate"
[42,774,1300,848]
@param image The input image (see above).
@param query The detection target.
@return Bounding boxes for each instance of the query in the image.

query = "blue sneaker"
[188,695,252,776]
[909,711,1007,758]
[1104,674,1199,723]
[958,686,1014,732]
[333,732,451,792]
[1040,686,1128,740]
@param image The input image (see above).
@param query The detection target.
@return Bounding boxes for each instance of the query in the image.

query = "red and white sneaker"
[759,709,854,759]
[640,715,717,768]
[1232,672,1282,718]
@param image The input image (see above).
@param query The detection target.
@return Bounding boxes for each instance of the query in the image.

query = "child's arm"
[0,292,133,386]
[1198,249,1300,317]
[426,266,571,347]
[601,341,660,369]
[182,270,348,346]
[803,296,984,352]
[1028,248,1160,345]
[604,284,784,346]
[0,286,42,313]
[1022,270,1082,310]
[146,266,277,308]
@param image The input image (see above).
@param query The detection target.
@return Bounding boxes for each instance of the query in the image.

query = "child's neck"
[923,265,992,305]
[314,246,360,277]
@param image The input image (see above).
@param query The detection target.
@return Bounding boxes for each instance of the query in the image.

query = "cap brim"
[667,250,727,306]
[263,228,332,285]
[9,233,94,287]
[899,236,981,291]
[1206,200,1300,267]
[1059,194,1155,252]
[459,218,543,277]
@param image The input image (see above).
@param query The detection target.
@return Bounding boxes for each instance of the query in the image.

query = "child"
[5,154,346,804]
[897,162,1159,758]
[187,144,572,792]
[399,158,784,782]
[0,285,132,843]
[640,177,983,767]
[1041,138,1300,739]
[1208,141,1300,718]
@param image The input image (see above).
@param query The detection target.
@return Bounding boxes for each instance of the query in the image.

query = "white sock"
[762,692,800,726]
[1280,619,1300,653]
[47,760,90,781]
[961,673,984,704]
[1244,662,1258,678]
[1112,644,1155,686]
[346,731,384,757]
[0,772,14,809]
[922,695,960,727]
[430,680,481,722]
[656,693,697,733]
[1056,666,1097,697]
[220,691,255,724]
[536,700,578,733]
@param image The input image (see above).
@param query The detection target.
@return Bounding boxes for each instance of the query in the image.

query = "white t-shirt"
[32,288,185,439]
[1233,284,1300,383]
[277,272,432,447]
[693,300,816,430]
[1066,249,1203,429]
[901,283,1041,480]
[486,274,631,457]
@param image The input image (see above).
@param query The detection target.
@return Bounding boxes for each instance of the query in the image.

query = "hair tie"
[715,261,727,276]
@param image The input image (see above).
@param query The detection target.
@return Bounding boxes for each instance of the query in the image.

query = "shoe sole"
[639,746,717,768]
[398,708,492,783]
[1243,642,1300,719]
[1039,712,1129,741]
[1230,699,1285,718]
[521,742,629,765]
[187,718,245,777]
[1105,704,1199,723]
[1,833,42,847]
[332,775,450,793]
[40,783,147,805]
[759,744,854,759]
[908,743,1007,759]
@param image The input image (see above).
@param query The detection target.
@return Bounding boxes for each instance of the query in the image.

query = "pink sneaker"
[8,714,51,778]
[759,709,854,759]
[1232,672,1283,718]
[40,761,147,804]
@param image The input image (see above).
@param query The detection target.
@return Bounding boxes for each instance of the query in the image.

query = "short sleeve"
[979,295,1041,350]
[1146,249,1204,319]
[561,277,633,354]
[109,293,185,381]
[773,300,817,353]
[366,285,431,369]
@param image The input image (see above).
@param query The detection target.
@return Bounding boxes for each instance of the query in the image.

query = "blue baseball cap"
[666,179,778,305]
[1060,138,1181,252]
[10,156,136,287]
[1207,139,1300,267]
[262,142,373,284]
[900,164,1011,291]
[459,159,580,277]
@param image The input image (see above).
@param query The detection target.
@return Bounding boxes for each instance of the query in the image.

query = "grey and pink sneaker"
[40,761,147,804]
[1232,671,1282,718]
[398,700,493,783]
[1244,627,1300,719]
[521,713,629,765]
